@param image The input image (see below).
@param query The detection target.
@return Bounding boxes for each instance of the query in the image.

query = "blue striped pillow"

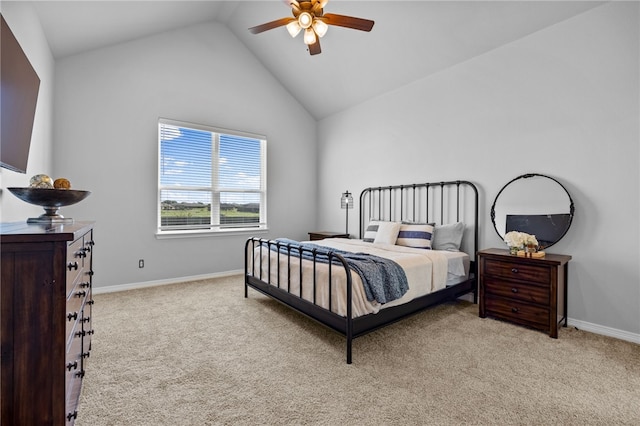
[396,223,434,249]
[363,222,379,242]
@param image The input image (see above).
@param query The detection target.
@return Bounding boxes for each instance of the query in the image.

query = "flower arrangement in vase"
[504,231,538,255]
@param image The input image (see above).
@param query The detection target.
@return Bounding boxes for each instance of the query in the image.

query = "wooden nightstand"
[308,231,350,241]
[478,248,571,338]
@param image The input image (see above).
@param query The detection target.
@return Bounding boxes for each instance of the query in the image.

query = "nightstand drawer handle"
[511,307,519,313]
[511,288,519,293]
[511,268,519,273]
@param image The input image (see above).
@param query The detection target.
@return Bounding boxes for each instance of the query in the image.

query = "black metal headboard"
[359,180,479,260]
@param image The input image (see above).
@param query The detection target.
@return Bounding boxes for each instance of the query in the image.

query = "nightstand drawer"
[483,276,550,305]
[484,296,549,327]
[484,259,550,285]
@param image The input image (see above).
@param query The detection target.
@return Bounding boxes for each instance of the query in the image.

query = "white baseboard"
[93,270,243,295]
[94,275,639,345]
[567,318,640,345]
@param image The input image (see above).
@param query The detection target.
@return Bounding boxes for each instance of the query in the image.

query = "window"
[158,118,267,235]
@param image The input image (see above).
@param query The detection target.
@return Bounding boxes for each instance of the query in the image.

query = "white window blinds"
[158,119,266,233]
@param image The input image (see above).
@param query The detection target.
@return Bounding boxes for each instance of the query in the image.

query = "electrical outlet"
[138,259,144,268]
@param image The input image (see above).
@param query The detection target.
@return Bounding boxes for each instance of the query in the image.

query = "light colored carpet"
[77,275,640,425]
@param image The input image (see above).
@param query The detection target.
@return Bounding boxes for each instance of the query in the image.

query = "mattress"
[248,238,471,318]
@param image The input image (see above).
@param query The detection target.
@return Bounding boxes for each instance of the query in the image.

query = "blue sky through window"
[160,123,262,205]
[161,127,212,187]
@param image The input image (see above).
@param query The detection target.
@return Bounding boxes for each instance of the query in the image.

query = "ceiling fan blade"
[285,0,301,14]
[308,39,321,55]
[249,17,295,34]
[322,13,374,32]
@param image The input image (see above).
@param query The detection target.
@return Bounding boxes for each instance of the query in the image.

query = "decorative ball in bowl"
[8,187,91,224]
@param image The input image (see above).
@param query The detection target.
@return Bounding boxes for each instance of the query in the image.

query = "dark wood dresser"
[1,221,95,425]
[478,248,571,338]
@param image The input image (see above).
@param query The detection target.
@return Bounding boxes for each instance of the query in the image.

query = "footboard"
[244,237,357,363]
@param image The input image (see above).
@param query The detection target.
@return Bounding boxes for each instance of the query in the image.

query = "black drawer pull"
[80,282,91,288]
[511,288,519,293]
[82,351,91,359]
[75,330,84,338]
[67,261,78,271]
[75,290,86,298]
[74,370,85,378]
[67,411,78,421]
[511,307,519,313]
[66,361,78,371]
[67,312,78,321]
[511,268,519,273]
[82,316,91,323]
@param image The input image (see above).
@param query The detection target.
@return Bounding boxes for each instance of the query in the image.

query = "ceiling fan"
[248,0,375,56]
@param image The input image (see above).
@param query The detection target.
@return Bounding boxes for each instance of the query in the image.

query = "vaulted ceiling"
[30,1,604,120]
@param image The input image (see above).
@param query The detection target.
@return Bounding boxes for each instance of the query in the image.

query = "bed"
[244,180,479,364]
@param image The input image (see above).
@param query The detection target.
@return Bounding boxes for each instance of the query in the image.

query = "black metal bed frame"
[245,180,479,364]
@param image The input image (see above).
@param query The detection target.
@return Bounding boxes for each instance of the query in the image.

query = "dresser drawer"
[65,324,83,401]
[66,287,88,350]
[483,276,550,305]
[66,237,85,297]
[484,295,549,327]
[484,258,550,285]
[82,288,94,355]
[65,373,83,425]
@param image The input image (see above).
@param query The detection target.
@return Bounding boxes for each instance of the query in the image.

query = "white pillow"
[364,220,401,244]
[373,221,401,244]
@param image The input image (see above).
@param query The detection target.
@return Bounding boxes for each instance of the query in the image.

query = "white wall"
[317,2,640,336]
[0,2,55,221]
[53,21,317,288]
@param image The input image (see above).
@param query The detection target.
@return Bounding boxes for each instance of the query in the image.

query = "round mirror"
[491,173,574,249]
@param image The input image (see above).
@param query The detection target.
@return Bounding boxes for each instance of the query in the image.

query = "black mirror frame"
[490,173,575,249]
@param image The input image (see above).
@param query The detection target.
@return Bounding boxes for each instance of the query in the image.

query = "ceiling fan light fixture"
[312,19,328,37]
[303,27,317,45]
[298,12,313,29]
[286,20,302,38]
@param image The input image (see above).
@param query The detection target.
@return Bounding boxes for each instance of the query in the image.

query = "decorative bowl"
[8,187,91,224]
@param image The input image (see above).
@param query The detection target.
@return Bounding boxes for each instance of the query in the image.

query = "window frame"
[156,118,268,238]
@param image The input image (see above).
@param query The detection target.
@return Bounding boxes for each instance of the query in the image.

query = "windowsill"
[155,227,269,240]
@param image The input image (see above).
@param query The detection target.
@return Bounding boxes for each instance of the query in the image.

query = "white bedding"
[443,250,471,286]
[248,238,470,318]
